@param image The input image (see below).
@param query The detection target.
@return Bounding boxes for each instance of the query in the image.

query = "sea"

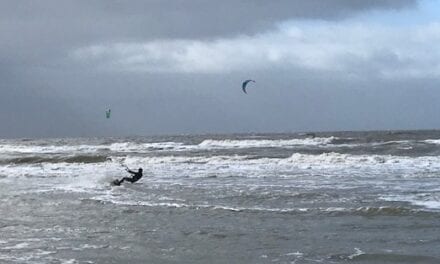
[1,130,440,264]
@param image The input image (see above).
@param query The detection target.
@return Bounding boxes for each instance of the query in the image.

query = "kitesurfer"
[113,168,143,185]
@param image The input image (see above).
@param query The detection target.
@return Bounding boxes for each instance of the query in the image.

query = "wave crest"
[1,155,109,165]
[198,137,337,149]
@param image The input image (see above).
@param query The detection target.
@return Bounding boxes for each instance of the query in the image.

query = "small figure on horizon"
[305,133,316,139]
[113,168,143,186]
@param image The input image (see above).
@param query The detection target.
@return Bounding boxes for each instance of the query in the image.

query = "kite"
[242,80,255,94]
[105,109,111,119]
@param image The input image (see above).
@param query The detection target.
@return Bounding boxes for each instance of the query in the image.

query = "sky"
[1,0,440,138]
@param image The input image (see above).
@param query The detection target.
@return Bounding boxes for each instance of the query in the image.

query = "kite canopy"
[105,109,111,119]
[242,80,255,94]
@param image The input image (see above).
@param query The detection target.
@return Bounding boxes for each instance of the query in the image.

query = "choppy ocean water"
[1,130,440,263]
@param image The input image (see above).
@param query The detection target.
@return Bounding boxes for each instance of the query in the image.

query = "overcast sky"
[2,0,440,138]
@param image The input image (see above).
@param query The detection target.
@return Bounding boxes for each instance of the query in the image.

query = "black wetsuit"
[117,169,143,184]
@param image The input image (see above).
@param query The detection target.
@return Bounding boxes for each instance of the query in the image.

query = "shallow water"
[1,131,440,263]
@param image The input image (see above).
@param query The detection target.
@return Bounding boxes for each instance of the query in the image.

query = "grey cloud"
[1,0,435,138]
[0,0,418,43]
[72,22,440,79]
[0,0,420,71]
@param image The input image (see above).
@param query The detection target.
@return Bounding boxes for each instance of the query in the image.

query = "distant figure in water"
[113,168,143,185]
[305,133,316,139]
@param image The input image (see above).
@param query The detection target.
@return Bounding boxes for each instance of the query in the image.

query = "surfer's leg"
[114,177,134,185]
[120,177,134,183]
[115,178,127,184]
[124,177,136,183]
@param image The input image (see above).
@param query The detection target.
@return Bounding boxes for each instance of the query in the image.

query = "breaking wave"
[4,151,440,172]
[331,251,440,263]
[0,155,110,165]
[0,136,340,154]
[83,197,436,216]
[197,137,337,149]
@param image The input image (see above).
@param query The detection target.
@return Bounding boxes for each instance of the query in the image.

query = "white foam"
[348,248,365,260]
[198,137,336,149]
[3,147,440,201]
[285,252,304,257]
[2,242,30,250]
[88,195,313,213]
[61,259,79,264]
[0,144,102,154]
[108,142,185,152]
[62,244,109,251]
[0,141,186,154]
[4,137,439,159]
[34,249,56,256]
[89,197,189,208]
[115,152,440,175]
[0,137,338,156]
[413,200,440,209]
[89,196,418,215]
[3,152,440,191]
[79,244,107,249]
[380,194,440,210]
[123,155,248,165]
[424,139,440,144]
[280,152,440,171]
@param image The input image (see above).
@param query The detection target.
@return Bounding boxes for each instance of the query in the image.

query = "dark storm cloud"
[0,0,418,46]
[0,0,418,81]
[0,0,419,66]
